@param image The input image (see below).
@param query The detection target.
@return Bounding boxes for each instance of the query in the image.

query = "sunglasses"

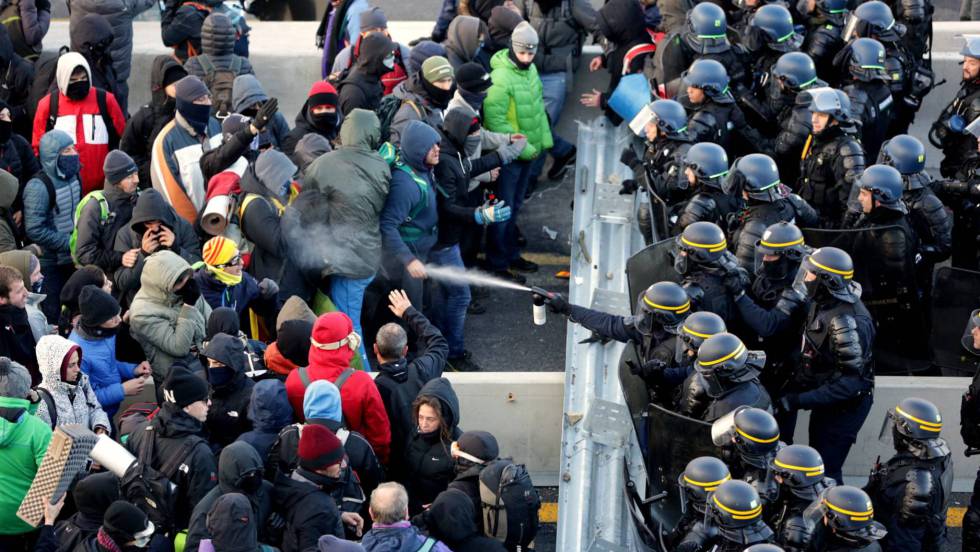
[216,255,242,268]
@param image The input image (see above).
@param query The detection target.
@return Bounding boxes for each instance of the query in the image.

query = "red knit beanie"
[298,423,345,470]
[307,81,339,110]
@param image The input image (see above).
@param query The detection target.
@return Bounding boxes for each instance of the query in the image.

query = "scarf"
[206,265,243,287]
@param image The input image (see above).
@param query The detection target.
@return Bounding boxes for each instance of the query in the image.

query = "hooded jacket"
[113,189,202,307]
[68,13,123,108]
[401,377,462,514]
[68,323,138,421]
[332,37,411,97]
[0,169,21,252]
[284,312,391,463]
[0,26,37,139]
[184,441,274,552]
[2,0,49,57]
[53,471,119,550]
[161,0,219,63]
[0,305,38,385]
[0,250,47,343]
[72,174,138,273]
[30,53,127,196]
[484,49,553,161]
[236,379,293,459]
[273,474,344,552]
[422,488,506,551]
[336,32,394,118]
[183,13,254,79]
[236,157,296,289]
[361,521,452,552]
[0,394,52,535]
[388,76,448,147]
[379,120,440,267]
[128,250,212,381]
[285,95,340,157]
[445,16,488,70]
[23,129,82,266]
[263,298,316,377]
[198,493,261,552]
[304,109,390,279]
[120,54,184,186]
[231,74,291,150]
[204,333,255,448]
[35,334,111,432]
[516,0,597,76]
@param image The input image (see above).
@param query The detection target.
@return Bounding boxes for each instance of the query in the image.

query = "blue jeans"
[532,72,575,180]
[427,245,471,357]
[487,161,531,271]
[330,273,375,370]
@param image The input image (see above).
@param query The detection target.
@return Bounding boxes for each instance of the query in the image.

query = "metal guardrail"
[556,118,654,551]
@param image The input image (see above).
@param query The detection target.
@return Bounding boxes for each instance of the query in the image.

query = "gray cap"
[0,357,31,399]
[511,21,539,55]
[103,150,138,185]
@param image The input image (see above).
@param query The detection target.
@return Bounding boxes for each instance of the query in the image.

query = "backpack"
[376,143,430,243]
[120,422,204,534]
[45,85,121,150]
[376,95,423,144]
[479,459,540,550]
[0,0,40,60]
[196,53,242,119]
[68,190,111,265]
[37,387,56,427]
[117,402,160,444]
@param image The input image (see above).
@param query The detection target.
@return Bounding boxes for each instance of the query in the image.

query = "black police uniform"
[679,333,772,421]
[766,53,825,186]
[961,316,980,551]
[940,156,980,269]
[666,456,732,549]
[801,0,847,78]
[798,122,865,228]
[675,142,741,235]
[934,77,980,179]
[731,194,818,272]
[675,223,749,322]
[768,445,837,552]
[740,4,804,96]
[677,480,775,552]
[839,38,894,161]
[712,406,782,506]
[810,485,887,552]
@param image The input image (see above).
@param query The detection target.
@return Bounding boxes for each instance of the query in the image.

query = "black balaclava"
[207,306,241,341]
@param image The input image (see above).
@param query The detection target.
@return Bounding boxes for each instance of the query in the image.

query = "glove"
[841,208,862,228]
[497,137,528,164]
[723,270,746,295]
[474,201,512,225]
[775,393,798,416]
[619,148,640,169]
[258,278,279,299]
[635,359,667,382]
[538,292,571,315]
[252,98,279,132]
[177,278,201,306]
[618,179,638,195]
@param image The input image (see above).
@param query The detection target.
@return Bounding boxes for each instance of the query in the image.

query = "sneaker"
[547,145,577,181]
[493,270,527,285]
[510,257,539,273]
[467,300,487,315]
[448,351,481,372]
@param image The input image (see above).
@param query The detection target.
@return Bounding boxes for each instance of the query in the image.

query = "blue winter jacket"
[68,329,138,420]
[361,521,451,552]
[379,121,440,266]
[23,130,82,267]
[237,379,293,460]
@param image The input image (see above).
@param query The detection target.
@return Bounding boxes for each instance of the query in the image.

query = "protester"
[72,149,140,274]
[389,56,456,146]
[286,80,342,154]
[448,430,500,532]
[52,471,120,550]
[399,377,462,514]
[0,266,39,386]
[417,488,506,551]
[202,332,256,449]
[195,236,280,317]
[34,333,111,433]
[292,133,332,180]
[69,14,125,111]
[48,500,154,552]
[263,296,316,378]
[162,0,223,63]
[0,0,49,62]
[57,265,110,336]
[0,249,49,342]
[361,482,452,552]
[183,12,255,118]
[331,7,409,95]
[233,74,292,150]
[236,379,293,459]
[198,493,264,552]
[0,99,40,190]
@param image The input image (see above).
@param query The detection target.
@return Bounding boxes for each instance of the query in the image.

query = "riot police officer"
[675,142,740,234]
[810,485,887,551]
[838,38,894,161]
[959,309,980,551]
[741,4,804,94]
[667,456,732,548]
[767,52,826,186]
[679,332,771,421]
[674,221,751,321]
[621,99,694,203]
[798,87,866,227]
[880,0,932,74]
[933,36,980,179]
[776,247,875,483]
[768,444,836,551]
[681,59,768,158]
[800,0,848,78]
[939,123,980,270]
[865,397,951,551]
[677,479,775,551]
[643,310,728,405]
[727,153,818,271]
[712,406,782,505]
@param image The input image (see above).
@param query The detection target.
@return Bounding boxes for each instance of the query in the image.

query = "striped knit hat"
[202,236,238,267]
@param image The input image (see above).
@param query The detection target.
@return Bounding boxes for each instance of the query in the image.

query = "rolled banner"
[200,194,235,236]
[89,433,137,478]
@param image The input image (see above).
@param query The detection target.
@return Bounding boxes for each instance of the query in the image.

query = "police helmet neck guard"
[675,221,729,273]
[885,397,950,459]
[772,52,819,92]
[708,480,764,529]
[679,456,732,514]
[819,486,887,545]
[755,222,807,279]
[878,134,926,176]
[730,153,783,203]
[683,59,732,101]
[684,3,732,55]
[847,37,889,83]
[634,281,691,336]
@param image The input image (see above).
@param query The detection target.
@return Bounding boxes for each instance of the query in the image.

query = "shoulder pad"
[839,138,867,158]
[806,28,842,58]
[688,110,719,138]
[682,282,705,305]
[776,287,806,316]
[829,312,858,333]
[685,194,719,219]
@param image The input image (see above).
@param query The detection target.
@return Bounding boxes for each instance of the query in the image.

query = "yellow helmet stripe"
[683,326,715,339]
[643,295,691,313]
[736,427,780,444]
[683,474,731,488]
[773,458,824,476]
[712,495,762,520]
[760,237,805,248]
[681,236,728,252]
[824,499,874,521]
[699,343,746,367]
[809,258,854,278]
[895,406,942,432]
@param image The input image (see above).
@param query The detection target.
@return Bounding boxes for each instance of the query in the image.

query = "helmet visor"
[629,105,655,137]
[962,309,980,355]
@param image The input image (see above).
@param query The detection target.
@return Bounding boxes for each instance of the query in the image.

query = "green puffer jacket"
[484,49,554,162]
[129,250,212,381]
[0,399,52,535]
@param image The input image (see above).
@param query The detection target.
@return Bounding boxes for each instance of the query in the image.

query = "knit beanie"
[298,423,345,470]
[511,21,539,54]
[488,6,523,49]
[102,150,138,185]
[453,430,500,464]
[163,365,210,407]
[174,75,210,103]
[202,236,239,267]
[455,62,493,93]
[72,471,120,520]
[103,500,152,547]
[78,285,120,327]
[0,357,30,399]
[359,7,388,31]
[162,64,188,90]
[221,113,251,142]
[408,41,448,76]
[307,81,339,111]
[422,56,454,84]
[278,320,314,367]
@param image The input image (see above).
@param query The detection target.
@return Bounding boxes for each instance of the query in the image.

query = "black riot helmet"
[793,246,858,302]
[807,86,854,125]
[771,444,828,496]
[684,142,730,191]
[684,2,731,54]
[881,397,950,459]
[846,37,890,82]
[682,59,731,100]
[755,221,807,279]
[744,546,786,552]
[814,0,848,22]
[772,52,819,92]
[728,153,783,203]
[676,311,727,362]
[695,333,763,397]
[844,0,902,42]
[747,4,803,53]
[646,99,690,140]
[674,221,729,274]
[678,456,731,514]
[816,486,887,545]
[707,480,765,529]
[858,164,906,213]
[633,281,691,336]
[878,134,926,176]
[712,406,781,469]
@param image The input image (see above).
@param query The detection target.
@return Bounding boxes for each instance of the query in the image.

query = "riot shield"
[626,237,682,314]
[931,266,980,376]
[802,226,927,374]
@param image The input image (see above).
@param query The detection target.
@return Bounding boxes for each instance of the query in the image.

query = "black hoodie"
[0,26,35,140]
[400,377,462,515]
[54,472,120,552]
[112,189,202,307]
[204,334,256,449]
[597,0,652,124]
[121,55,186,187]
[273,475,344,552]
[337,32,396,116]
[69,14,123,107]
[420,488,506,552]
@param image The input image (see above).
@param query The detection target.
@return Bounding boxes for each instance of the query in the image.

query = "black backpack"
[196,53,242,119]
[376,95,423,144]
[479,459,540,550]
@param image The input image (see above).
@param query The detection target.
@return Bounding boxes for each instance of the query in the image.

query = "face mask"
[176,99,212,135]
[508,48,533,70]
[459,88,488,111]
[278,179,291,198]
[0,120,11,145]
[464,134,482,157]
[237,470,263,493]
[30,278,42,294]
[421,79,456,109]
[208,366,236,387]
[312,111,337,134]
[82,323,117,338]
[382,54,396,70]
[57,154,81,180]
[66,79,90,101]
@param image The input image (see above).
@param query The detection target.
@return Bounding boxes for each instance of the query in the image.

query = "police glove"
[177,278,201,307]
[539,292,571,315]
[474,201,512,225]
[252,98,279,132]
[634,358,668,382]
[774,393,798,416]
[620,148,640,170]
[258,278,279,299]
[841,208,862,228]
[723,270,746,296]
[619,179,639,195]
